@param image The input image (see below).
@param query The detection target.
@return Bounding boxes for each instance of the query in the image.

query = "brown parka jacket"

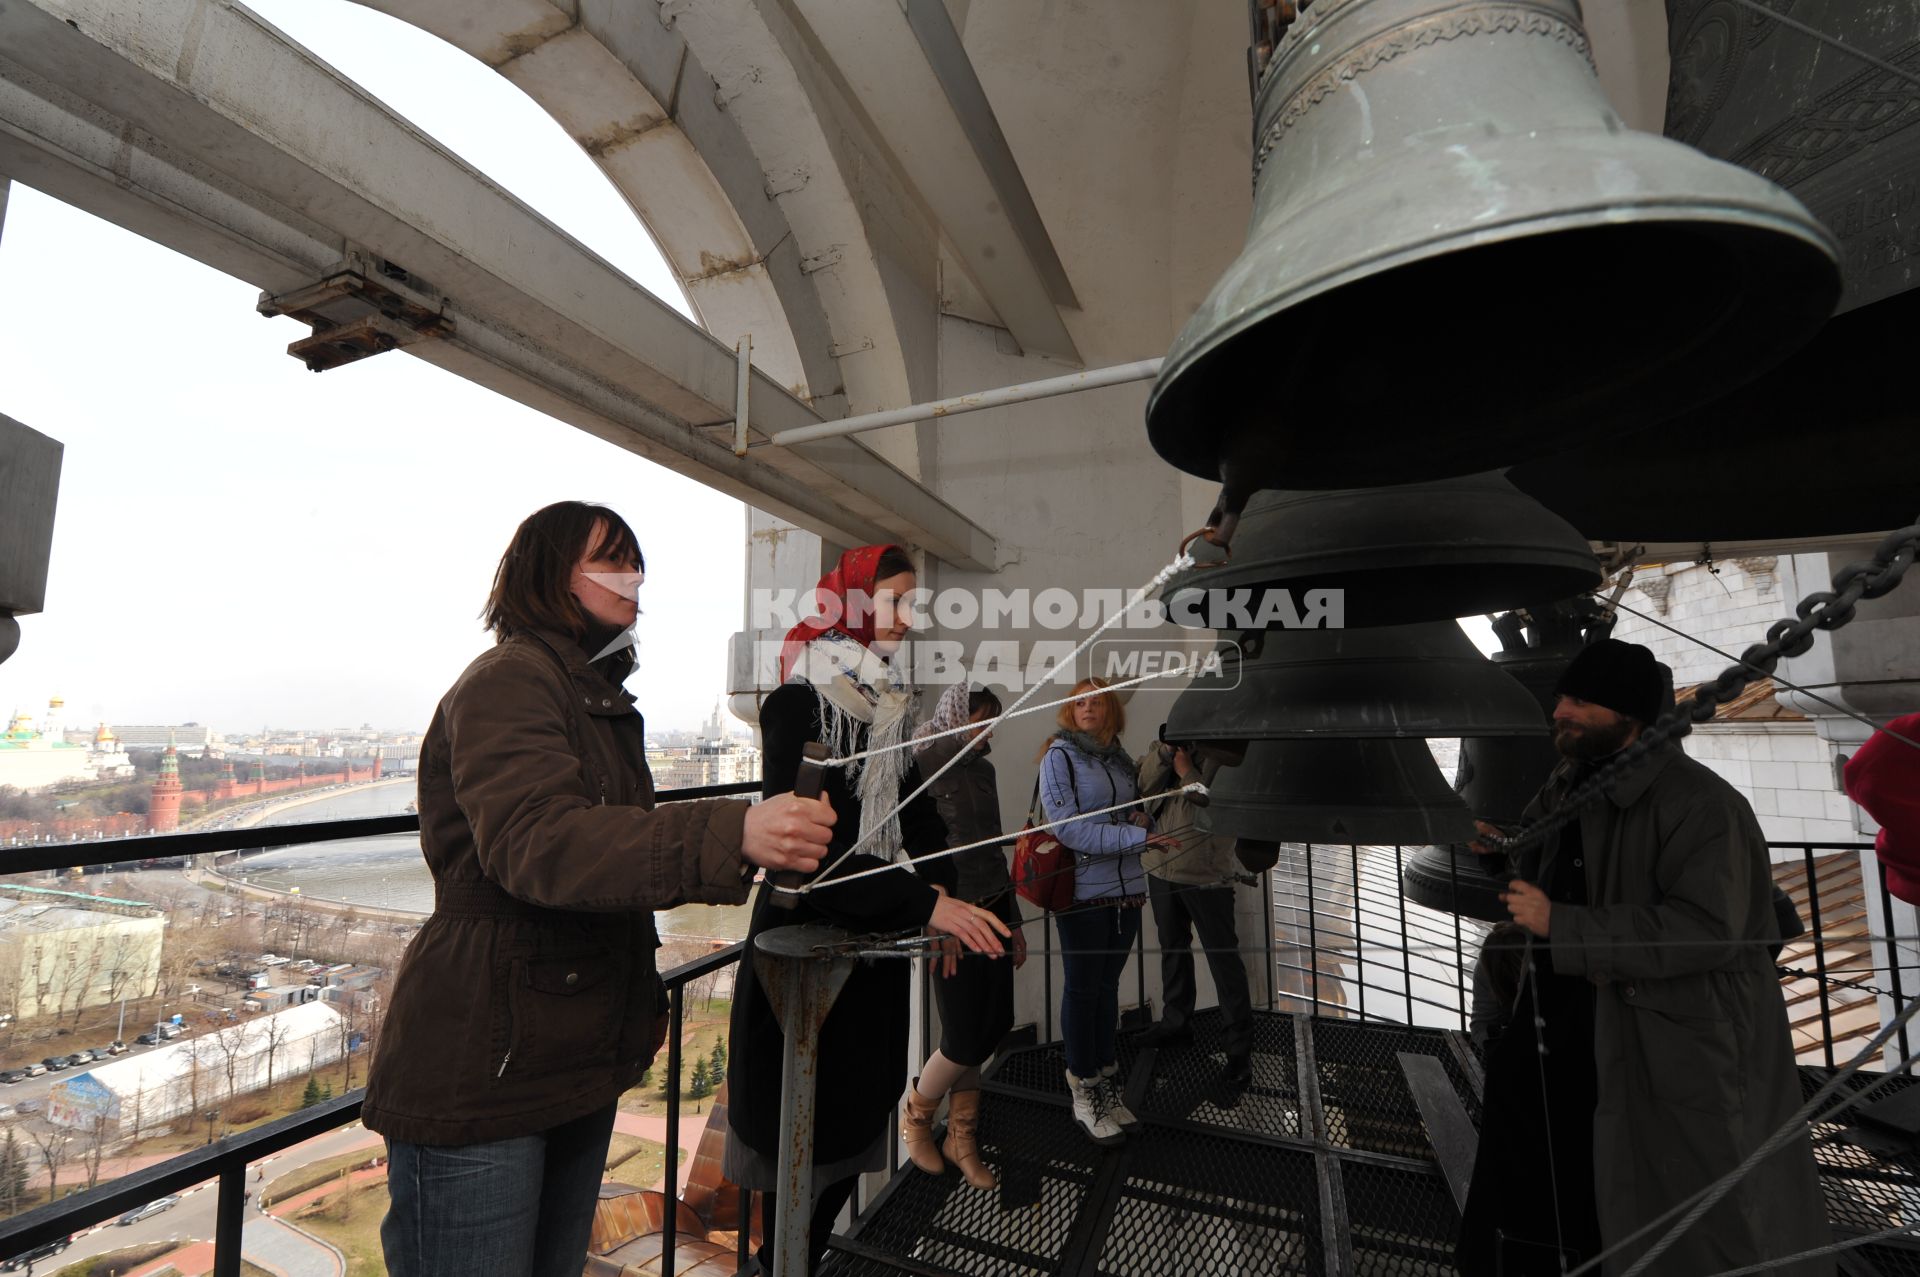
[362,629,753,1146]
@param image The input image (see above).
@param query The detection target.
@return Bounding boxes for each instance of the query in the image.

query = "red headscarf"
[1845,711,1920,904]
[778,544,907,682]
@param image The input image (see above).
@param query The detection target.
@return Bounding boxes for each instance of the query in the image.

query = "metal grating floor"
[826,1011,1467,1277]
[822,1019,1919,1276]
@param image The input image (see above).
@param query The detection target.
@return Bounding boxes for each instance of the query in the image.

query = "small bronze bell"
[1207,737,1476,846]
[1163,473,1600,628]
[1401,601,1611,920]
[1149,0,1839,500]
[1165,621,1546,743]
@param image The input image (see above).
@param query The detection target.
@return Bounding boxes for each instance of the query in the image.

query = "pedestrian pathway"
[613,1109,706,1192]
[243,1217,344,1277]
[265,1164,386,1219]
[125,1240,214,1277]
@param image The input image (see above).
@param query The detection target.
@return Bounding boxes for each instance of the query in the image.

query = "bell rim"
[1147,199,1840,485]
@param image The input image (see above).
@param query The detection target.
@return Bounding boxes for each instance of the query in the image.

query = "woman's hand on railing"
[742,791,836,872]
[929,893,1012,959]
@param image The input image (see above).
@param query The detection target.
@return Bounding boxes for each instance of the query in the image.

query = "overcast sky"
[0,0,746,737]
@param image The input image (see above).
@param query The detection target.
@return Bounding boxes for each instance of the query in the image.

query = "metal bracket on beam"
[257,268,453,373]
[732,334,753,457]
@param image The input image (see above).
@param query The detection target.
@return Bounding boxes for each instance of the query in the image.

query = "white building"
[647,702,761,791]
[0,699,98,791]
[1612,557,1870,848]
[110,724,222,756]
[0,886,164,1021]
[47,1002,347,1131]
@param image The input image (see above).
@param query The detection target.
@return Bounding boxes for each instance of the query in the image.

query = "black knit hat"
[1555,638,1664,725]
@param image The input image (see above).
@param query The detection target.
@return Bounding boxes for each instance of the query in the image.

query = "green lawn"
[293,1179,388,1277]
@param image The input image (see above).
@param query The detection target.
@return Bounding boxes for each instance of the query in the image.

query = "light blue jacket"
[1038,736,1148,903]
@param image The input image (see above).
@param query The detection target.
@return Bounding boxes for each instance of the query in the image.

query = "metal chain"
[1493,517,1919,860]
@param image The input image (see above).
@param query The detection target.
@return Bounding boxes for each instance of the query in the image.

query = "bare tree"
[24,1124,71,1204]
[183,1039,208,1116]
[261,1011,294,1093]
[80,1115,110,1189]
[210,1022,261,1106]
[100,930,144,1007]
[58,933,106,1026]
[337,996,361,1091]
[122,1081,148,1149]
[27,942,57,1020]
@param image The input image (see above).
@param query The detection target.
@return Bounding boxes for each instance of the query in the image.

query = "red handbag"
[1013,751,1077,912]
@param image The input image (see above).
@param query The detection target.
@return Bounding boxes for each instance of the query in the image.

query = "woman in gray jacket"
[899,684,1027,1188]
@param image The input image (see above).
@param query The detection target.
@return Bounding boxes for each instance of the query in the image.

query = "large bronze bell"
[1165,621,1546,742]
[1400,601,1609,920]
[1147,0,1840,503]
[1206,737,1476,846]
[1506,0,1920,544]
[1506,287,1920,542]
[1162,473,1600,628]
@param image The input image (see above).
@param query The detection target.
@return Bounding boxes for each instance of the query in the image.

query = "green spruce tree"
[300,1076,323,1109]
[709,1038,727,1078]
[688,1053,713,1100]
[0,1128,25,1215]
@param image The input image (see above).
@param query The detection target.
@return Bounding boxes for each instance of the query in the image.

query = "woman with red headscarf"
[725,544,1010,1274]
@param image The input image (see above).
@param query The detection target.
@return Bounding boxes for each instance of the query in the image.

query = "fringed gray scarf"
[790,630,913,860]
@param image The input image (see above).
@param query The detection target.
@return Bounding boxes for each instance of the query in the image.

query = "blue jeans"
[1056,905,1140,1078]
[382,1102,617,1277]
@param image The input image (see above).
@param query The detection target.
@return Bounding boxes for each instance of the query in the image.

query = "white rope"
[1700,1222,1920,1277]
[789,782,1206,895]
[1565,990,1920,1277]
[825,665,1196,767]
[802,548,1196,886]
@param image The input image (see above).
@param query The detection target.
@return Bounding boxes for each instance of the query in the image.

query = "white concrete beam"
[0,0,996,570]
[786,0,1081,363]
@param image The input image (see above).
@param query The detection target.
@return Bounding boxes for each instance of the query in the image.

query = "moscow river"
[222,780,751,940]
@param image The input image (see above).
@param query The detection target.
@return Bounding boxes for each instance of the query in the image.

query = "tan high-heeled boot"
[942,1088,997,1189]
[902,1080,946,1175]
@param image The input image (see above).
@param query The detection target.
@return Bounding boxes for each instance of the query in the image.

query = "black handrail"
[0,818,1892,1276]
[0,781,761,1273]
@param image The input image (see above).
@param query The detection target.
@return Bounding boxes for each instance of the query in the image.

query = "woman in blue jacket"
[1038,678,1179,1145]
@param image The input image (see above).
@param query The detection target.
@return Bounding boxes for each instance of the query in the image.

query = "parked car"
[0,1070,26,1085]
[14,1100,42,1116]
[66,1050,95,1066]
[158,1024,182,1040]
[23,1063,45,1078]
[40,1056,67,1071]
[105,1040,128,1055]
[134,1031,160,1046]
[1,1235,71,1270]
[117,1196,179,1226]
[0,1105,14,1120]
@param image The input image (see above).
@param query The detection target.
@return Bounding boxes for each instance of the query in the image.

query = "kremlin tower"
[148,732,185,833]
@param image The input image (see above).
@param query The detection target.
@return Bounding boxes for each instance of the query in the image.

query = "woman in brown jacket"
[364,502,836,1277]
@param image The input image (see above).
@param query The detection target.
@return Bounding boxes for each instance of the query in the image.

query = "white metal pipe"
[766,357,1164,446]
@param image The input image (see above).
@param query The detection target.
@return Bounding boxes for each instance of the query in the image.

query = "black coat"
[726,682,952,1164]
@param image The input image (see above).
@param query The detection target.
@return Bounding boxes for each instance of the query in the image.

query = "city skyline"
[0,3,749,735]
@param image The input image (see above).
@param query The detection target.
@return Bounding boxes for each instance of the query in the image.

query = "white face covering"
[791,630,912,860]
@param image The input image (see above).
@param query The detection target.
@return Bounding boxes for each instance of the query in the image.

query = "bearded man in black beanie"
[1458,638,1829,1277]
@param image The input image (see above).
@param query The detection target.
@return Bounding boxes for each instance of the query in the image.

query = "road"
[40,1119,380,1272]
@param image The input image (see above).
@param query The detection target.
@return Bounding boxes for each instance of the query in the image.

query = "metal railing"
[0,780,762,1275]
[0,813,1894,1275]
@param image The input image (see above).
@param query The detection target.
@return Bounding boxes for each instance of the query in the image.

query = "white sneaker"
[1099,1064,1139,1130]
[1066,1070,1125,1145]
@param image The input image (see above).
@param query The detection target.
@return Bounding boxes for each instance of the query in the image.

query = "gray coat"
[1516,743,1831,1276]
[1137,745,1238,886]
[917,734,1012,903]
